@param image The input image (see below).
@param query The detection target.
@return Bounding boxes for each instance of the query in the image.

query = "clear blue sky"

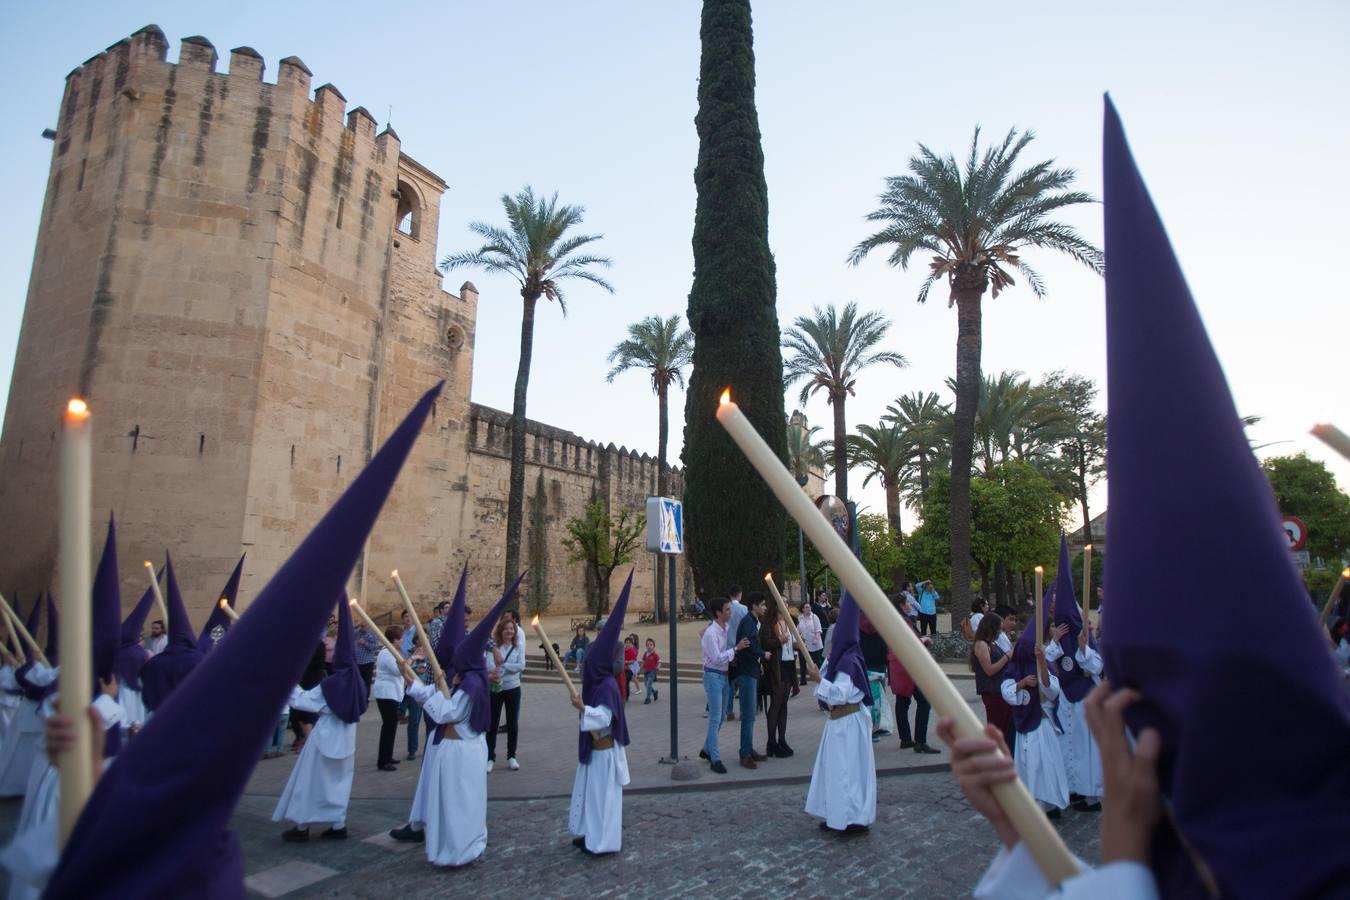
[1,1,1346,530]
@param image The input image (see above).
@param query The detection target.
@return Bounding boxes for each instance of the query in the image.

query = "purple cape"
[449,573,525,736]
[114,582,157,692]
[579,571,633,764]
[1101,97,1350,899]
[197,554,245,654]
[14,595,53,702]
[428,566,468,745]
[821,591,872,707]
[44,382,442,900]
[320,595,367,724]
[1050,535,1096,703]
[138,559,203,711]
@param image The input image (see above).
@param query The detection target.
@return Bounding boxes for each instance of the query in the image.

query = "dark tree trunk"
[993,559,1007,606]
[918,453,930,502]
[884,480,907,589]
[504,292,539,601]
[831,393,848,499]
[948,276,986,615]
[976,560,991,600]
[1076,444,1092,541]
[654,383,669,624]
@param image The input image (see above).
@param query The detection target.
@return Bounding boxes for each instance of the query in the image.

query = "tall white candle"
[391,571,449,697]
[716,390,1077,884]
[58,398,93,846]
[1310,423,1350,462]
[763,573,819,679]
[218,598,240,623]
[1082,545,1093,630]
[144,561,169,631]
[531,616,581,705]
[1034,566,1044,649]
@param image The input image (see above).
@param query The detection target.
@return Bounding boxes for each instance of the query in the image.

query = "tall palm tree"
[606,314,694,621]
[885,390,951,506]
[850,127,1102,608]
[785,420,828,483]
[782,302,908,499]
[442,187,613,593]
[848,421,913,586]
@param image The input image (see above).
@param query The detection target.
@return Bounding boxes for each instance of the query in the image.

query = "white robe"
[0,664,56,798]
[0,667,20,732]
[1042,642,1104,799]
[1002,674,1070,811]
[117,685,147,732]
[0,693,123,900]
[408,681,488,866]
[974,841,1160,900]
[271,686,356,829]
[805,672,877,829]
[568,703,630,853]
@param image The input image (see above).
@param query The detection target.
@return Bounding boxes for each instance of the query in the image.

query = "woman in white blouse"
[372,625,406,771]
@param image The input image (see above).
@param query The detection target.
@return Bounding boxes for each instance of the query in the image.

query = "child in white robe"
[272,683,358,840]
[405,680,488,865]
[1000,664,1070,814]
[0,663,56,798]
[1042,635,1104,808]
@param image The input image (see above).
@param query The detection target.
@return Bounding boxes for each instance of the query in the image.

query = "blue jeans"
[702,669,729,762]
[406,701,423,755]
[737,674,759,759]
[564,648,586,669]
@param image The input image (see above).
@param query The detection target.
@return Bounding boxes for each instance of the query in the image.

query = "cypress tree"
[682,0,787,598]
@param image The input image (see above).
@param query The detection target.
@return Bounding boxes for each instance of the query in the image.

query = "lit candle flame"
[219,598,228,610]
[719,388,731,406]
[391,569,399,578]
[348,598,358,607]
[1034,565,1043,573]
[143,561,153,569]
[1084,544,1093,551]
[1343,568,1350,579]
[66,398,89,418]
[531,615,540,626]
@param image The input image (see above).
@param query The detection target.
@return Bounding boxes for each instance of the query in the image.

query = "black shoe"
[710,760,728,774]
[390,825,425,843]
[1073,800,1102,812]
[751,750,768,761]
[572,836,587,849]
[378,763,398,772]
[1069,792,1084,804]
[320,827,347,840]
[778,743,794,757]
[406,751,417,761]
[766,741,781,757]
[698,749,710,760]
[899,739,915,749]
[1047,808,1063,820]
[914,743,941,754]
[281,827,309,843]
[843,823,871,835]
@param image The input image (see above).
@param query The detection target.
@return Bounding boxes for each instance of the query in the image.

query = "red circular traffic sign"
[1281,515,1307,551]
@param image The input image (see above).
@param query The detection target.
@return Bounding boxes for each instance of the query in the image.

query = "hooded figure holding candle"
[805,590,877,833]
[0,518,126,900]
[272,594,373,842]
[114,579,157,730]
[390,564,468,846]
[1041,535,1104,811]
[138,558,204,713]
[196,555,245,655]
[405,573,523,867]
[999,584,1070,816]
[0,598,56,798]
[568,571,633,855]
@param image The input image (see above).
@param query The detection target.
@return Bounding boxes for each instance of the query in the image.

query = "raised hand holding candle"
[391,570,448,697]
[763,573,819,680]
[144,561,170,630]
[348,599,406,664]
[58,397,93,847]
[716,388,1078,885]
[1318,568,1350,629]
[218,598,240,623]
[531,615,580,705]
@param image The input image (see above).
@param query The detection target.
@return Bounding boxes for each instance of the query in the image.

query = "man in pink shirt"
[698,598,749,774]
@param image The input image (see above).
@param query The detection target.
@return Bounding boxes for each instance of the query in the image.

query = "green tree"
[682,0,787,599]
[783,302,908,500]
[885,390,951,507]
[850,127,1103,612]
[1262,454,1350,567]
[1042,371,1106,539]
[785,417,827,483]
[606,314,694,622]
[561,500,645,619]
[856,513,903,593]
[442,187,613,593]
[848,421,912,586]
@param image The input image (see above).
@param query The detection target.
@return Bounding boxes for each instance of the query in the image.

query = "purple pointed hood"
[1051,535,1095,702]
[198,555,245,654]
[137,558,204,711]
[822,590,871,706]
[579,571,633,763]
[1100,97,1350,899]
[1007,587,1054,735]
[435,564,468,674]
[44,382,442,900]
[15,596,54,702]
[450,572,525,736]
[43,593,58,663]
[114,581,156,692]
[320,595,367,724]
[92,516,121,686]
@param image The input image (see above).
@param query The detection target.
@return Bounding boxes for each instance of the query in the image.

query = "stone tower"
[0,26,479,616]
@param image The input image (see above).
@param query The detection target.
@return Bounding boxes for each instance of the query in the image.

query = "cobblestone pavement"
[225,770,1101,899]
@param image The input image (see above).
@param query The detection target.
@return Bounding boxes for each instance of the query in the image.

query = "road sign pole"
[667,552,678,762]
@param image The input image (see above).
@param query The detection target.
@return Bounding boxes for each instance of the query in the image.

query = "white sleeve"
[92,693,125,730]
[421,688,471,726]
[407,681,437,705]
[975,842,1134,900]
[1042,641,1064,663]
[1059,862,1159,900]
[288,684,327,714]
[1002,678,1030,706]
[580,704,613,731]
[813,672,862,706]
[1076,645,1104,676]
[1041,675,1062,702]
[28,663,58,687]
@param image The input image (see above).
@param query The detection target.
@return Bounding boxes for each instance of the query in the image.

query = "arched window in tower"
[395,180,421,239]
